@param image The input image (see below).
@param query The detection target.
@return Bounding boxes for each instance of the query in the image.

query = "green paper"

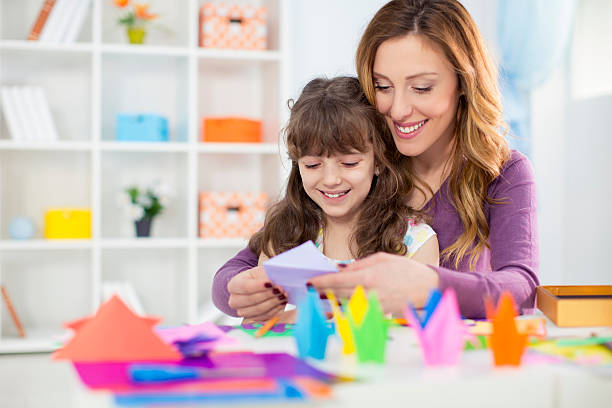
[347,291,388,363]
[237,324,294,338]
[464,335,488,350]
[555,336,612,347]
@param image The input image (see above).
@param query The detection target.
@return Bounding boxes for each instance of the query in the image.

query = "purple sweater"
[212,150,539,319]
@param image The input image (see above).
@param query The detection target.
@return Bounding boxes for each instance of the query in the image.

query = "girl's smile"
[298,150,375,226]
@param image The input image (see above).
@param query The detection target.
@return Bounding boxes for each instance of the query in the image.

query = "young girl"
[221,76,439,323]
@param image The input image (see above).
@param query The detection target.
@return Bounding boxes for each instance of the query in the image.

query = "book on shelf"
[28,0,57,41]
[37,0,91,43]
[1,285,26,338]
[0,86,59,142]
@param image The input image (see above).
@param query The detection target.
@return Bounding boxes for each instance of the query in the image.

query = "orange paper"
[53,295,181,362]
[488,292,528,366]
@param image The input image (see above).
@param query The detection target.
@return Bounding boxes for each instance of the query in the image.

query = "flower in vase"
[117,181,172,222]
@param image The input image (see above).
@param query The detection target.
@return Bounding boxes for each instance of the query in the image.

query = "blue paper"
[294,287,332,360]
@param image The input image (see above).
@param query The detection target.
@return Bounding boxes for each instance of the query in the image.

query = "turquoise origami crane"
[293,287,333,360]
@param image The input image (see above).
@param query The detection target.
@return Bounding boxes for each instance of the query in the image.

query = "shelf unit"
[0,0,290,353]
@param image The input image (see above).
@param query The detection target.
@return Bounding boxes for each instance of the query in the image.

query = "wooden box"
[536,285,612,327]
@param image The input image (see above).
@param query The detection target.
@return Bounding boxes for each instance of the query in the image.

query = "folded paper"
[326,290,354,354]
[294,287,332,360]
[264,241,337,305]
[53,295,181,362]
[488,292,528,366]
[347,286,388,363]
[403,289,469,366]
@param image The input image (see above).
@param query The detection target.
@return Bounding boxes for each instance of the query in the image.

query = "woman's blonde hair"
[356,0,510,268]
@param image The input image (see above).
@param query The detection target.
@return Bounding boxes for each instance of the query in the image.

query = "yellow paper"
[348,285,368,326]
[327,290,355,354]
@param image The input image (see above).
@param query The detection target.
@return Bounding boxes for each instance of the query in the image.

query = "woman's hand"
[227,266,288,321]
[308,252,440,315]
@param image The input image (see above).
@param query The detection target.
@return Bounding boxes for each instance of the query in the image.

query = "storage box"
[199,2,267,50]
[44,208,91,239]
[202,117,262,143]
[199,192,267,238]
[116,114,169,142]
[536,285,612,327]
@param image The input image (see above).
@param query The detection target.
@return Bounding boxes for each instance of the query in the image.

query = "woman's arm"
[434,152,539,317]
[311,152,539,318]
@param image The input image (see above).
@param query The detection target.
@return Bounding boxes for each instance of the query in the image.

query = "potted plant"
[113,0,159,44]
[118,181,172,237]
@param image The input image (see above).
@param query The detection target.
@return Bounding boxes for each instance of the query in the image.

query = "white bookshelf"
[0,0,290,353]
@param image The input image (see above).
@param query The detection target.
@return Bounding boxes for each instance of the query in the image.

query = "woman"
[212,0,538,320]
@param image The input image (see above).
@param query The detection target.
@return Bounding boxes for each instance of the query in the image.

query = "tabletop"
[1,318,611,408]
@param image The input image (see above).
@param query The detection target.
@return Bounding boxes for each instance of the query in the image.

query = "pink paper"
[156,322,238,350]
[404,289,469,366]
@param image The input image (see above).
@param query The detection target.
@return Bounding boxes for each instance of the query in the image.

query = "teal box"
[116,114,169,142]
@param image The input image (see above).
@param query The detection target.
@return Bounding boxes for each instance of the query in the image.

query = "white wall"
[287,0,612,285]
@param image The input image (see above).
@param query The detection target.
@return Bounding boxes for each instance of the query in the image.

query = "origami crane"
[488,292,528,366]
[403,288,470,366]
[346,286,388,363]
[294,287,333,360]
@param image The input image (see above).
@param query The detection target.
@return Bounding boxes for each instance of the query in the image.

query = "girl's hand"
[308,252,439,315]
[227,266,288,321]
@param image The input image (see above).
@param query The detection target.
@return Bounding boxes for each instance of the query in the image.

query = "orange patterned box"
[199,192,268,238]
[199,2,268,50]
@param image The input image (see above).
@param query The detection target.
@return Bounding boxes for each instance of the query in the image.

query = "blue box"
[116,114,169,142]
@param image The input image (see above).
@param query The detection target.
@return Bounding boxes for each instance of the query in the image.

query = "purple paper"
[264,241,337,305]
[72,352,336,391]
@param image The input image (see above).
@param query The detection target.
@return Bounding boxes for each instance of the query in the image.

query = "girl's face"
[298,148,376,226]
[372,34,459,158]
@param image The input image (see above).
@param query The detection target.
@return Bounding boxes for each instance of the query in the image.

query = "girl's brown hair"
[356,0,510,268]
[249,76,413,259]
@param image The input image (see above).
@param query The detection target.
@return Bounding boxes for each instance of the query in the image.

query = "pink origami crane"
[403,288,470,366]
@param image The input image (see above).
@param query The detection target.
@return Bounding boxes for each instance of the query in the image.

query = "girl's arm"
[410,235,439,266]
[211,246,261,316]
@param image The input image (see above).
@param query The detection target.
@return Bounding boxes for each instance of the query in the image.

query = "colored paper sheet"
[73,351,337,391]
[53,295,181,362]
[113,378,314,405]
[464,335,488,351]
[404,288,469,366]
[264,241,337,305]
[239,323,294,337]
[348,290,388,363]
[156,322,238,354]
[529,341,612,365]
[489,292,528,366]
[294,287,332,360]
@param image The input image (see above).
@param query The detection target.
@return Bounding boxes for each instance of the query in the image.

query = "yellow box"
[44,208,91,239]
[536,285,612,327]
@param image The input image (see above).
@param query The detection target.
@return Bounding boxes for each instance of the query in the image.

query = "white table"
[1,320,611,408]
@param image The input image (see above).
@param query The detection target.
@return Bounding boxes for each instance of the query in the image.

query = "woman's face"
[372,34,459,158]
